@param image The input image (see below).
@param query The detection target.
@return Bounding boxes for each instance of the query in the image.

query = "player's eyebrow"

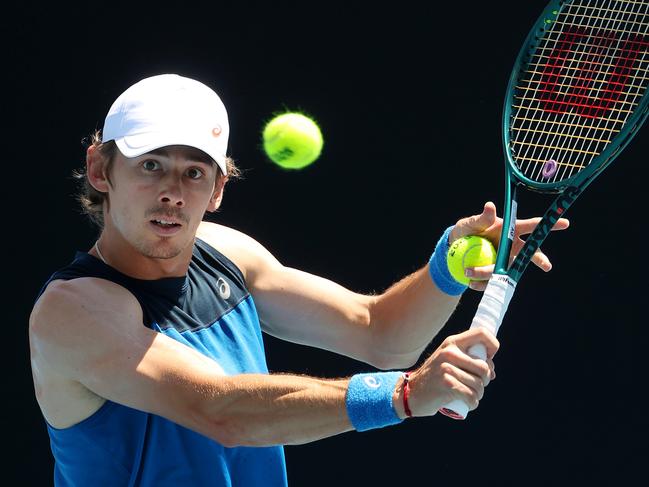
[148,147,215,166]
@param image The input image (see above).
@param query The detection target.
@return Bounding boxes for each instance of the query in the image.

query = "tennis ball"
[262,112,323,170]
[446,236,497,285]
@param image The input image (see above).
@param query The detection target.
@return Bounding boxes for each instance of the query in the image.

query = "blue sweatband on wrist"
[428,225,468,296]
[345,372,403,432]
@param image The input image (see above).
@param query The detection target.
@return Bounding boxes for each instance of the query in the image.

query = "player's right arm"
[29,277,354,446]
[29,277,496,446]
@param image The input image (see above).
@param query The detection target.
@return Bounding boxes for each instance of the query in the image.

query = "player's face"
[104,146,222,260]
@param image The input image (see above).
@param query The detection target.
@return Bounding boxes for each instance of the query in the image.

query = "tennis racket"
[439,0,649,420]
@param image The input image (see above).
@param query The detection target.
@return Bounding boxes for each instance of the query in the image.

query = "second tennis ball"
[262,112,323,170]
[447,236,497,285]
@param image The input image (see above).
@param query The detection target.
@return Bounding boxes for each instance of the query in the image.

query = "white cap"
[102,74,229,175]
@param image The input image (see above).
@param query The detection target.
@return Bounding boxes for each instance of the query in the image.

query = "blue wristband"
[428,226,468,296]
[345,372,403,432]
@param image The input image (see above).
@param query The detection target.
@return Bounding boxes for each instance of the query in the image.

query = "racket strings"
[529,1,645,179]
[572,12,649,177]
[564,2,649,179]
[516,0,648,181]
[511,2,615,181]
[509,0,648,185]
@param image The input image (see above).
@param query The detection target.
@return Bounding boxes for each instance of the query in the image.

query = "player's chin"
[148,241,187,260]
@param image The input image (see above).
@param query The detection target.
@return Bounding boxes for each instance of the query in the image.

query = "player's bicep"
[30,278,225,422]
[197,222,379,362]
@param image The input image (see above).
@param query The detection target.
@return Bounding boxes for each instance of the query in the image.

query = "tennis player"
[29,74,568,486]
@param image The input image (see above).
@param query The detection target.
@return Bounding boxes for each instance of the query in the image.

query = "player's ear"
[86,145,111,193]
[207,175,227,212]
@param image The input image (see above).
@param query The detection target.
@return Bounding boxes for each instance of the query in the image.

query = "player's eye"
[186,167,204,180]
[142,160,161,171]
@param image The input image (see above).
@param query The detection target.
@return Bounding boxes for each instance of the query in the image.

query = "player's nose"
[158,174,185,207]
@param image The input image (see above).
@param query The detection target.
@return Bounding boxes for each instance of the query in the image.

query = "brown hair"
[73,130,241,228]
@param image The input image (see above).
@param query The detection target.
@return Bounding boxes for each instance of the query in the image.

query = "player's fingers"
[487,358,496,380]
[510,245,552,272]
[451,202,498,239]
[465,263,494,281]
[441,361,488,400]
[437,342,494,385]
[441,373,482,411]
[468,280,487,291]
[554,217,570,230]
[514,216,570,236]
[452,328,500,359]
[530,249,552,272]
[470,201,498,231]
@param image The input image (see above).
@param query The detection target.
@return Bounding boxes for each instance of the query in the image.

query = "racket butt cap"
[439,408,466,420]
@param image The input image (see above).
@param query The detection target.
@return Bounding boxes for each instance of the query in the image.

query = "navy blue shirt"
[39,238,288,486]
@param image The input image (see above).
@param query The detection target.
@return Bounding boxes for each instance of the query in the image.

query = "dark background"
[7,1,647,485]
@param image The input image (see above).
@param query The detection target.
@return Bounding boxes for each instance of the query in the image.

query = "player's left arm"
[196,206,567,370]
[198,221,398,367]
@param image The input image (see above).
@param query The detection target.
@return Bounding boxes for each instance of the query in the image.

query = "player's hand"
[404,328,499,417]
[449,201,569,289]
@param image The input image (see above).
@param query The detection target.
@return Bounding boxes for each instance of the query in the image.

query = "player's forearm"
[369,265,461,367]
[194,373,353,447]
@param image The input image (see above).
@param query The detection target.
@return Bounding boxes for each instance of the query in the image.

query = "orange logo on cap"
[212,126,222,137]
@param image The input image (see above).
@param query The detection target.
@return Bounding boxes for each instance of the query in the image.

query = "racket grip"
[438,275,516,420]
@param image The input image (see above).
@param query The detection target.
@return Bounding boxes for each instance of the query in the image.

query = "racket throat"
[509,186,581,278]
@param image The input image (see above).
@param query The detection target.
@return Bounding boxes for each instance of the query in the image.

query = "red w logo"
[539,27,648,119]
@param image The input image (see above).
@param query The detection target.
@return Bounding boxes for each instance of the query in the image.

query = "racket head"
[502,0,649,194]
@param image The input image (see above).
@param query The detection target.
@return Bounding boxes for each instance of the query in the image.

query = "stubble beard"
[135,235,189,260]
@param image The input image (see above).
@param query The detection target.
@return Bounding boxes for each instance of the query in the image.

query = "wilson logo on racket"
[539,27,648,119]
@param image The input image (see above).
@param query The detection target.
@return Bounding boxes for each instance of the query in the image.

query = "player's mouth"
[149,218,183,236]
[151,218,181,227]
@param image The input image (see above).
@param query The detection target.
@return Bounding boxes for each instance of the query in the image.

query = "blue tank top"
[38,238,288,486]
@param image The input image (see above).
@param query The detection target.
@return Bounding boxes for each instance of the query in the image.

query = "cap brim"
[115,134,228,176]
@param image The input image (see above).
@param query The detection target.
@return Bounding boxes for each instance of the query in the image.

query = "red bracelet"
[402,372,413,418]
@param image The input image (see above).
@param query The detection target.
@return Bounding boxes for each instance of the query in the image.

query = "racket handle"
[438,275,516,420]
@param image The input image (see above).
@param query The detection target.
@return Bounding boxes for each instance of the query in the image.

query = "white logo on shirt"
[217,277,231,300]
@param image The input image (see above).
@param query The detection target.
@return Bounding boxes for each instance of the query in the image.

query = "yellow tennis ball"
[262,112,323,170]
[446,236,497,285]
